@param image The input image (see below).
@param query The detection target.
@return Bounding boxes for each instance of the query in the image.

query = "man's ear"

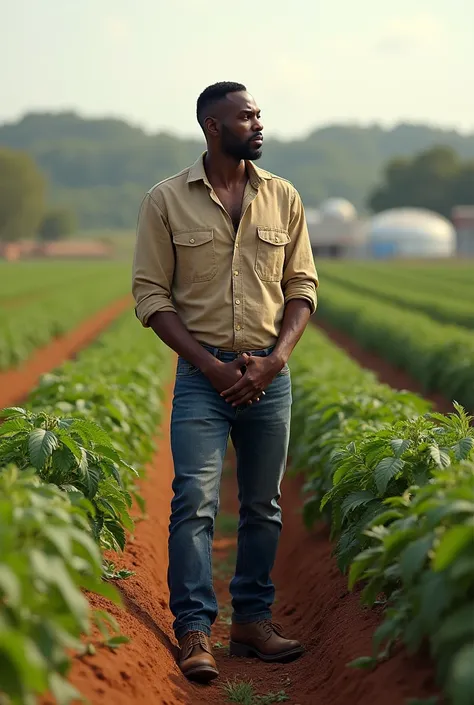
[204,116,219,137]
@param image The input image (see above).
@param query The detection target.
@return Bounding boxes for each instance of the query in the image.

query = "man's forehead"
[225,91,259,112]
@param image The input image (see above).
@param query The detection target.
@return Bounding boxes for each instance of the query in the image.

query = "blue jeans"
[168,345,292,640]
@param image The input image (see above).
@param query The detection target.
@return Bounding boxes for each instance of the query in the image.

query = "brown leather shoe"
[229,619,304,663]
[178,631,219,682]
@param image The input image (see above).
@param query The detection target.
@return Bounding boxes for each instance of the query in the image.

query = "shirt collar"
[187,152,272,189]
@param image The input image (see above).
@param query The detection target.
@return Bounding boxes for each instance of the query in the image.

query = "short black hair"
[196,81,247,129]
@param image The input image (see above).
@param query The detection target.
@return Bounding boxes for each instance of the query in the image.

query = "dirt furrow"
[315,318,452,413]
[0,296,132,409]
[58,394,438,705]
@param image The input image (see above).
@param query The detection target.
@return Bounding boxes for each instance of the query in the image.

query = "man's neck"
[204,150,247,190]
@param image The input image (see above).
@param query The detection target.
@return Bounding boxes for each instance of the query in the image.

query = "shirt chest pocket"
[255,228,290,282]
[172,230,217,284]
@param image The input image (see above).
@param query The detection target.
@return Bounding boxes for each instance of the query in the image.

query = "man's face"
[217,91,264,161]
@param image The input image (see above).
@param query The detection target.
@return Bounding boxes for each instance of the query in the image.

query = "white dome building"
[319,198,357,222]
[368,208,456,258]
[306,198,367,257]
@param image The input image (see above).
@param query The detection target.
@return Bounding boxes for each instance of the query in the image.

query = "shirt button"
[234,270,239,276]
[235,299,241,305]
[275,237,279,242]
[189,238,195,244]
[236,324,241,331]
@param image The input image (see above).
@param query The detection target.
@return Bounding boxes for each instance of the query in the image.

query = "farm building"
[306,198,368,258]
[452,205,474,256]
[367,208,456,259]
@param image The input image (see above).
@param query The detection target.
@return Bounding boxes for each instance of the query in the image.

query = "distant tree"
[368,146,474,217]
[2,112,474,228]
[0,148,46,241]
[38,207,77,241]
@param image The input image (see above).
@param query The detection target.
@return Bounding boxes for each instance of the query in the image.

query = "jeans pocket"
[176,357,201,377]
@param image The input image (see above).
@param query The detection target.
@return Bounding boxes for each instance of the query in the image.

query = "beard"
[221,124,263,161]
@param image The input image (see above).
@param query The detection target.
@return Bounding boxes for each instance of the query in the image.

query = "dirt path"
[0,296,132,409]
[57,394,438,705]
[315,318,453,413]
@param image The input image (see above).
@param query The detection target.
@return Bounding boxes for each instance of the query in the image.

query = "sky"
[1,0,472,139]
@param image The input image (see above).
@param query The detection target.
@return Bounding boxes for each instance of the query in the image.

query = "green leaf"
[104,520,126,551]
[0,565,21,607]
[80,464,101,499]
[49,672,84,705]
[447,644,474,705]
[367,509,403,527]
[106,635,130,649]
[341,491,376,520]
[433,524,474,571]
[390,439,411,458]
[28,429,59,469]
[57,432,82,462]
[347,656,377,670]
[372,619,400,656]
[0,417,31,435]
[0,407,28,419]
[429,444,451,469]
[94,444,122,464]
[453,437,474,461]
[80,575,122,605]
[374,457,405,495]
[348,547,382,589]
[0,630,47,694]
[400,535,433,584]
[433,604,474,648]
[68,419,113,448]
[43,526,72,560]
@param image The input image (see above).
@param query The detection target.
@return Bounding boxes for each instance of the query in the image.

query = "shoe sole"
[182,665,219,683]
[229,640,304,663]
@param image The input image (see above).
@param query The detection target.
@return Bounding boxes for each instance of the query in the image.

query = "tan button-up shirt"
[132,153,318,351]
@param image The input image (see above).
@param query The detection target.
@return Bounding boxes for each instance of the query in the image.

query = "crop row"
[0,262,128,302]
[289,325,474,705]
[0,312,171,705]
[0,262,130,371]
[320,262,474,329]
[316,279,474,410]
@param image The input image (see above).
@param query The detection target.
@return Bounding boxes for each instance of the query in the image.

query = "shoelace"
[258,620,285,637]
[182,631,209,652]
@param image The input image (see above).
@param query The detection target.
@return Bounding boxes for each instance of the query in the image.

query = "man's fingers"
[234,353,250,369]
[232,390,258,407]
[221,374,252,398]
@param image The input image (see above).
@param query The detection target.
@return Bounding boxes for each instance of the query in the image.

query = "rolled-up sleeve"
[132,192,177,327]
[282,189,319,313]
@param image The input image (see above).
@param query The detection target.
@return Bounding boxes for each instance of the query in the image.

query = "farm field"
[320,260,474,329]
[0,258,473,705]
[315,260,474,411]
[0,262,131,370]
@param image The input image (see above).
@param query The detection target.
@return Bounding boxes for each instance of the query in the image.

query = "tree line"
[0,148,76,242]
[0,111,473,235]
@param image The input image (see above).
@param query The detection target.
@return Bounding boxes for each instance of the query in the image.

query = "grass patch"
[214,547,236,580]
[222,678,289,704]
[215,511,239,536]
[218,602,233,626]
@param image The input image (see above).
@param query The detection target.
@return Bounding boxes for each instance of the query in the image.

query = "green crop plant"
[289,325,474,705]
[0,466,123,705]
[0,407,135,552]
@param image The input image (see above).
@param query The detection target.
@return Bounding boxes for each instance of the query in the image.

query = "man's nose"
[253,117,263,132]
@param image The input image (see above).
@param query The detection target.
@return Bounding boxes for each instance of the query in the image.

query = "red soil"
[316,318,453,413]
[0,296,132,409]
[2,302,441,705]
[46,397,438,705]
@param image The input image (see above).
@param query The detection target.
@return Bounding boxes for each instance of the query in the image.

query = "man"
[132,82,318,683]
